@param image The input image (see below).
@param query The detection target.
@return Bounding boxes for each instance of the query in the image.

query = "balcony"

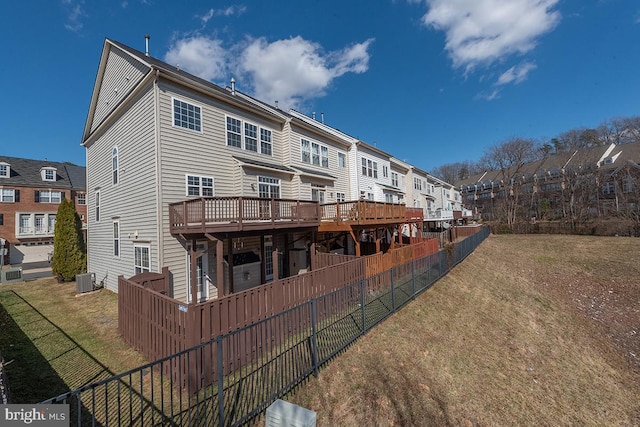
[425,209,454,221]
[319,201,409,232]
[169,197,321,235]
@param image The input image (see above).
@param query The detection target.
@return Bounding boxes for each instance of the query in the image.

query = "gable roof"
[0,156,86,190]
[83,39,288,143]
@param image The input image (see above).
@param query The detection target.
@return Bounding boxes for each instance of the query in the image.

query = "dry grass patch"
[289,235,640,426]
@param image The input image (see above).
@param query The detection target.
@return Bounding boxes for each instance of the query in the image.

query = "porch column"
[375,228,381,253]
[190,238,198,305]
[272,249,279,282]
[216,239,224,297]
[226,238,234,294]
[349,229,360,256]
[260,235,266,284]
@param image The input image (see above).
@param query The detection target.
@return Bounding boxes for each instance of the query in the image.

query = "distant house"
[456,141,640,222]
[0,156,86,265]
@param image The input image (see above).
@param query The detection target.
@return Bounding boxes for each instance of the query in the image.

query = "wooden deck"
[318,201,421,232]
[169,197,321,235]
[169,198,424,235]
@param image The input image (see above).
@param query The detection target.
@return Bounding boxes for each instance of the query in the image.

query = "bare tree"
[481,138,539,227]
[431,160,480,184]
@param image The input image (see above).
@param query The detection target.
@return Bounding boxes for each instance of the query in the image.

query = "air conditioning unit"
[1,266,22,284]
[265,400,316,427]
[76,273,96,294]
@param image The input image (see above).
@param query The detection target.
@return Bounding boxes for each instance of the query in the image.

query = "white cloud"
[164,36,229,81]
[164,35,374,110]
[496,62,537,85]
[421,0,561,71]
[198,5,247,25]
[63,1,85,32]
[241,37,374,108]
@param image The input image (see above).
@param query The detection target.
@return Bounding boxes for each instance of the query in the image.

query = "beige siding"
[91,47,150,133]
[155,81,288,301]
[288,124,350,202]
[87,85,157,291]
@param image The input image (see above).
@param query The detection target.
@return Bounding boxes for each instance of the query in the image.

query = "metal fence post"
[217,338,225,426]
[411,258,416,298]
[360,279,366,333]
[310,299,319,377]
[390,268,395,311]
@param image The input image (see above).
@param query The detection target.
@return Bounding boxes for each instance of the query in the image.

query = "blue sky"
[1,0,639,172]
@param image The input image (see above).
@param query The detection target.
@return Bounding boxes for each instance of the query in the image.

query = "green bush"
[51,199,86,282]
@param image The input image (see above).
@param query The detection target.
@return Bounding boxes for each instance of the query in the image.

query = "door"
[264,235,273,281]
[187,241,211,302]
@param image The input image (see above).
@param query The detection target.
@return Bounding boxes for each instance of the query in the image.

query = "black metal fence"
[41,227,490,426]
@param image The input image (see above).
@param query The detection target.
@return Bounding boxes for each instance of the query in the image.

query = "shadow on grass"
[0,290,104,423]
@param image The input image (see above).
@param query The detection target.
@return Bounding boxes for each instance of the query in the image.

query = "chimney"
[144,34,150,57]
[230,77,236,95]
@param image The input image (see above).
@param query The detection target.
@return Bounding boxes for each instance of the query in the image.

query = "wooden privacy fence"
[119,256,367,390]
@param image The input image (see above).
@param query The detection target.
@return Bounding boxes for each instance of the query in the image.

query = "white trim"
[185,174,214,197]
[171,97,203,133]
[134,243,151,275]
[225,114,274,157]
[113,220,121,258]
[112,146,119,185]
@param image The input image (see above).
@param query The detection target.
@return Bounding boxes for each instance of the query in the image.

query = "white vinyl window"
[173,98,201,132]
[226,116,242,148]
[244,122,258,152]
[260,128,272,155]
[112,147,119,185]
[95,190,100,222]
[301,139,311,163]
[338,152,346,168]
[391,172,399,187]
[37,190,62,203]
[134,245,150,274]
[186,175,214,197]
[1,188,15,202]
[336,192,346,202]
[77,193,86,205]
[41,168,56,181]
[258,176,280,199]
[321,146,329,168]
[0,164,9,178]
[361,157,378,177]
[113,221,120,257]
[383,165,388,178]
[311,185,325,203]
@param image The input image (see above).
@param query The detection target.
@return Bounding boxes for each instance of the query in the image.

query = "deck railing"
[169,197,321,233]
[320,200,408,225]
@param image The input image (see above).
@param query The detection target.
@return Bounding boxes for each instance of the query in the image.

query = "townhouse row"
[0,157,86,265]
[457,141,640,221]
[82,39,469,303]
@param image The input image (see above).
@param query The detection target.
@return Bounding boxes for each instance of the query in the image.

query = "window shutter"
[14,190,20,202]
[0,213,3,225]
[61,192,66,200]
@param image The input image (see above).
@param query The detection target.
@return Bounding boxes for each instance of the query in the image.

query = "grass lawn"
[0,278,146,403]
[1,234,639,426]
[288,234,640,426]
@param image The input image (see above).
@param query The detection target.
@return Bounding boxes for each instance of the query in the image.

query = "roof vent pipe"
[312,112,316,120]
[144,34,150,56]
[321,112,324,124]
[275,100,279,109]
[230,77,236,94]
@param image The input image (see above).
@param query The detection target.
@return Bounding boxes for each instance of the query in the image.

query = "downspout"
[153,69,164,273]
